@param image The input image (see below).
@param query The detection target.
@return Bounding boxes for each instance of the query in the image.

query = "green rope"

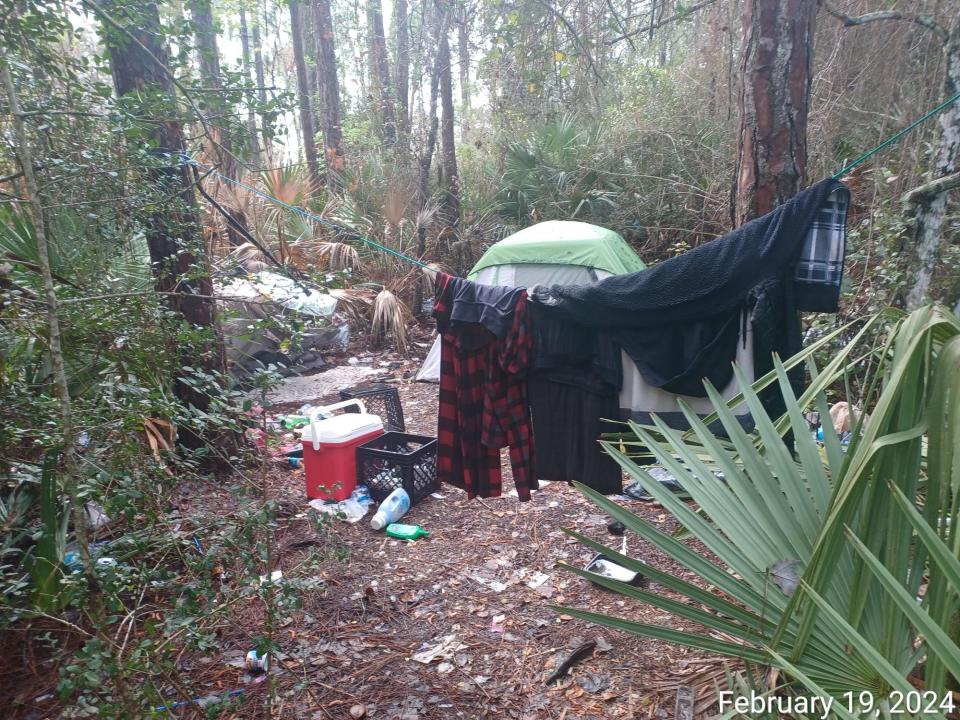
[833,90,960,179]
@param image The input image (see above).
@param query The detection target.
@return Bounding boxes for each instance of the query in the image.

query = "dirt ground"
[182,341,728,720]
[6,334,730,719]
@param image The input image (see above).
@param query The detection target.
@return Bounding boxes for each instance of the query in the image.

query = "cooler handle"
[306,399,367,450]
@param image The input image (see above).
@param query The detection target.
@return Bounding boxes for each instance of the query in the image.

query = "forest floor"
[178,329,729,720]
[7,329,730,720]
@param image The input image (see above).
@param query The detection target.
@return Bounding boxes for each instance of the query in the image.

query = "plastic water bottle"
[370,488,410,530]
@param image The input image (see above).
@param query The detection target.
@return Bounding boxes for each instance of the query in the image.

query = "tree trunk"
[437,7,460,228]
[366,0,397,146]
[101,2,226,452]
[907,21,960,309]
[457,3,471,132]
[238,3,261,163]
[732,0,817,225]
[190,0,250,248]
[251,3,271,158]
[393,0,411,139]
[313,0,346,192]
[290,0,323,191]
[414,14,444,317]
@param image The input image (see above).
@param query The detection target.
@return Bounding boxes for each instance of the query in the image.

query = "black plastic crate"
[339,384,405,432]
[357,432,438,504]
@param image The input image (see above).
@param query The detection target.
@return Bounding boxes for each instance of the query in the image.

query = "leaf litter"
[168,336,735,719]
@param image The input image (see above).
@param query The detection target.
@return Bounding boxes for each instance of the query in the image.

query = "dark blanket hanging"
[528,304,623,494]
[530,178,849,409]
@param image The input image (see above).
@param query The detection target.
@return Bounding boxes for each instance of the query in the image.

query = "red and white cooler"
[299,399,384,501]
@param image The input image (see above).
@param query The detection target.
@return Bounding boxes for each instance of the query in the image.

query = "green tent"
[419,220,644,381]
[468,220,646,281]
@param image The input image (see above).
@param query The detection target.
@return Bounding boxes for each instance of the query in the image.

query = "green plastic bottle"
[385,523,430,540]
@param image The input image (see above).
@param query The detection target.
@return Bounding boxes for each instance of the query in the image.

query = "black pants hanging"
[529,374,623,495]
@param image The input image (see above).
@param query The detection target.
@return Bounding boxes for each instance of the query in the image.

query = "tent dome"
[468,220,646,279]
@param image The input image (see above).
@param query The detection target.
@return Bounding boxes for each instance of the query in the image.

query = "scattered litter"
[622,465,686,500]
[526,571,551,590]
[506,480,550,498]
[412,635,467,664]
[258,570,283,586]
[350,704,367,719]
[309,495,369,523]
[245,649,269,673]
[245,427,266,450]
[154,689,244,712]
[430,492,446,499]
[607,519,626,536]
[577,672,610,693]
[490,614,506,633]
[584,553,643,586]
[85,501,110,530]
[545,640,596,684]
[370,487,411,530]
[386,523,430,540]
[470,575,508,593]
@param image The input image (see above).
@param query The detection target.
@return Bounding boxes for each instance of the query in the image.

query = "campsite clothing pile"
[528,304,624,494]
[432,179,849,498]
[434,273,537,501]
[529,178,849,416]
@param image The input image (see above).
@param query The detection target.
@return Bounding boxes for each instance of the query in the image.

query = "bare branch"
[604,0,636,51]
[902,170,960,206]
[609,0,718,45]
[820,1,948,44]
[527,0,605,83]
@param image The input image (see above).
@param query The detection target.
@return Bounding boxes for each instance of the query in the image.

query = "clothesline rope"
[193,160,430,270]
[832,90,960,179]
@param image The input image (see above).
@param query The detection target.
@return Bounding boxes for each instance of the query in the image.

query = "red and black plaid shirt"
[434,273,536,500]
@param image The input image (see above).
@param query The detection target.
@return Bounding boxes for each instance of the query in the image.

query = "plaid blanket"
[794,187,849,310]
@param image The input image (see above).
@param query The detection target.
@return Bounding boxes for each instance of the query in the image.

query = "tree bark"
[457,2,471,132]
[190,1,231,172]
[251,2,271,158]
[290,0,323,191]
[101,1,226,452]
[414,13,444,317]
[437,4,460,228]
[393,0,411,139]
[313,0,346,192]
[906,19,960,309]
[238,3,261,163]
[732,0,817,225]
[366,0,397,146]
[190,0,250,248]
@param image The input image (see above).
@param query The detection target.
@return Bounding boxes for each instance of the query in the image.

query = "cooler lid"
[301,413,383,444]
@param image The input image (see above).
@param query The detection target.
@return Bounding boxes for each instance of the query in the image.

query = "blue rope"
[195,160,429,269]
